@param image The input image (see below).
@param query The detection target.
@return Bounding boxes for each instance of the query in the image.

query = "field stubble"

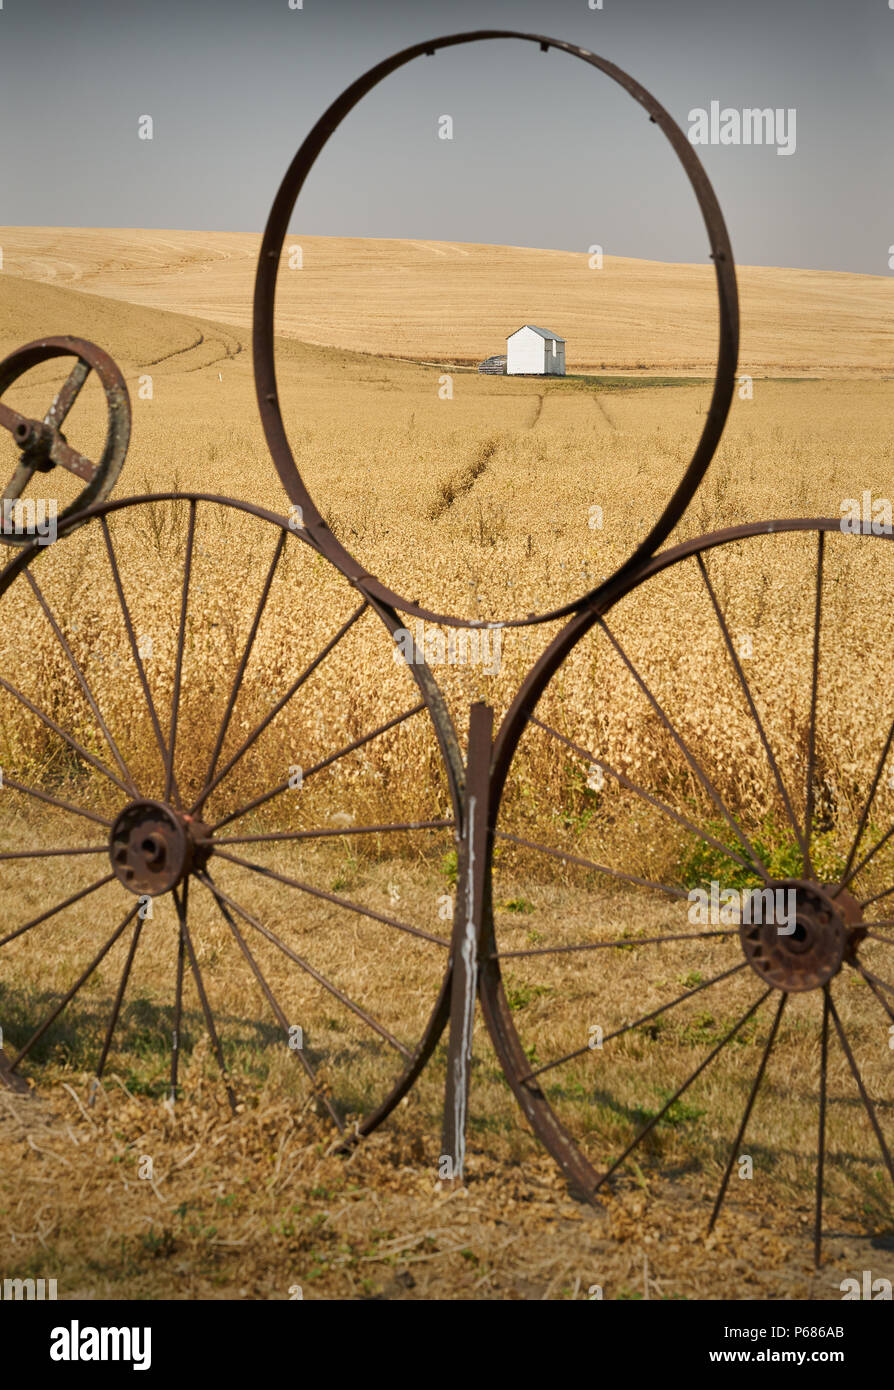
[0,268,892,1296]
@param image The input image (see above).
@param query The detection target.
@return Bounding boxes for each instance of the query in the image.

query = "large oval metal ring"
[253,29,739,628]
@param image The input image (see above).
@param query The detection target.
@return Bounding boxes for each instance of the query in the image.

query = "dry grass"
[0,256,892,1298]
[3,1078,891,1301]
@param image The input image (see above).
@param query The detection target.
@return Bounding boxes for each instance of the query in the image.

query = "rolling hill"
[1,227,891,376]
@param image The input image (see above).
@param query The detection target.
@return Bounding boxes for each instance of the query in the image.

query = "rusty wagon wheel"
[0,336,131,544]
[0,492,463,1137]
[480,518,894,1262]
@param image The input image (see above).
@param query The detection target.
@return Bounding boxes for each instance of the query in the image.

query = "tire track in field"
[591,393,616,429]
[427,437,500,520]
[141,333,205,367]
[140,332,243,374]
[529,391,615,431]
[182,337,244,372]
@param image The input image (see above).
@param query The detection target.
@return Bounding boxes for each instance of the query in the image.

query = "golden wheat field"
[0,238,892,1299]
[3,225,893,373]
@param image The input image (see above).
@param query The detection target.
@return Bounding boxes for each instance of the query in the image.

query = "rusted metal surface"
[441,701,492,1181]
[0,1045,29,1094]
[0,336,131,543]
[481,519,894,1261]
[253,27,739,629]
[0,494,463,1140]
[740,881,848,993]
[110,800,211,897]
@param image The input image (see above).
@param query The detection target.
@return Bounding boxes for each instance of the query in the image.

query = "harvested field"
[0,246,891,1299]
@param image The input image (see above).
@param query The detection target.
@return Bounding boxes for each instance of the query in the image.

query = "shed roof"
[507,324,566,343]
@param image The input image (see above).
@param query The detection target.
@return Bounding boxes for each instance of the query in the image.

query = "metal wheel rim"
[0,336,131,544]
[0,492,464,1135]
[253,28,739,630]
[481,517,894,1258]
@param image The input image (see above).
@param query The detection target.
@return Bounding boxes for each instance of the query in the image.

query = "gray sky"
[1,0,891,274]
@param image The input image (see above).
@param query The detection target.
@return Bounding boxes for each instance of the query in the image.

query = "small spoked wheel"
[0,336,131,543]
[0,494,460,1136]
[482,519,894,1261]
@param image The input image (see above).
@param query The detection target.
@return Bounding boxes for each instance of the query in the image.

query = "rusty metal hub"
[740,880,857,992]
[109,800,211,896]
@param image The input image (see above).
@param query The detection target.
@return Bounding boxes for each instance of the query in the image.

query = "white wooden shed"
[506,324,566,376]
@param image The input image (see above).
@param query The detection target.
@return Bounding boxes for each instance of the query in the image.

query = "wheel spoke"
[598,617,770,882]
[202,870,344,1132]
[708,992,787,1231]
[7,901,138,1070]
[209,702,425,832]
[494,928,738,960]
[838,822,894,898]
[191,599,368,816]
[197,530,286,802]
[173,881,238,1114]
[530,716,756,877]
[0,671,132,796]
[852,963,894,1024]
[100,516,179,804]
[44,357,90,430]
[23,569,138,796]
[853,964,894,1000]
[165,498,196,804]
[170,909,186,1105]
[828,992,894,1190]
[519,960,749,1083]
[1,463,36,503]
[213,848,449,948]
[697,554,809,869]
[861,883,894,911]
[48,434,97,484]
[213,819,454,847]
[2,775,113,828]
[803,531,825,877]
[592,988,772,1195]
[495,831,691,902]
[89,914,145,1103]
[0,844,106,861]
[839,718,894,890]
[193,873,410,1057]
[0,873,115,949]
[815,986,830,1267]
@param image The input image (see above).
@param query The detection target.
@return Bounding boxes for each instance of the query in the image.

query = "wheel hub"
[740,879,861,992]
[109,800,211,896]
